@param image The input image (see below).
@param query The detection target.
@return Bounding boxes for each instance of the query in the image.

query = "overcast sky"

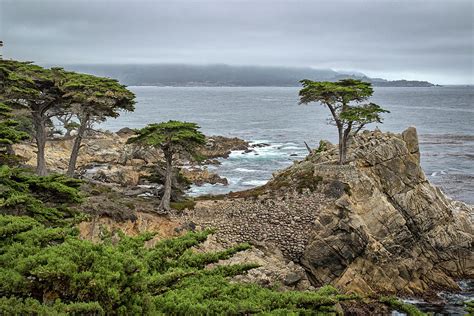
[1,0,473,84]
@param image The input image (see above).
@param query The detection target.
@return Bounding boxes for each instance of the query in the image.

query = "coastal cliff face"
[189,127,473,296]
[300,127,473,295]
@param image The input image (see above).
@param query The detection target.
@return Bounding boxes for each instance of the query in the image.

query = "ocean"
[100,86,474,204]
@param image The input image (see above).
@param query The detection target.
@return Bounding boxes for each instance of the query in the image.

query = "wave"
[234,167,259,173]
[280,146,303,150]
[241,179,268,186]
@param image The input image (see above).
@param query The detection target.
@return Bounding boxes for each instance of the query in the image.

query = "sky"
[1,0,473,84]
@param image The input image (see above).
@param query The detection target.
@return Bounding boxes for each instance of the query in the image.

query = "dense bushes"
[0,214,359,314]
[0,166,82,225]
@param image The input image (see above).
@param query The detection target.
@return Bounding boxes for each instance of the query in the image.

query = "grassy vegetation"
[170,198,196,211]
[379,296,426,316]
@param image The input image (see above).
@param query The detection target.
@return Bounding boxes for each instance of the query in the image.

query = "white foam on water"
[228,147,287,160]
[280,146,303,150]
[234,167,259,172]
[188,183,227,196]
[241,179,269,186]
[227,177,243,185]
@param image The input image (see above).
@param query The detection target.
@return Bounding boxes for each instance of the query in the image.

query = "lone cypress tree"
[127,121,206,212]
[299,79,389,164]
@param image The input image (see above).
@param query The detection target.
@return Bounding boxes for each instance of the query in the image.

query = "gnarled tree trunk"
[32,112,47,176]
[340,122,353,165]
[337,126,345,165]
[66,114,89,177]
[159,150,173,212]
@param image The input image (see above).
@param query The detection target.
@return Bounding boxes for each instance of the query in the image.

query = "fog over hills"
[61,64,435,87]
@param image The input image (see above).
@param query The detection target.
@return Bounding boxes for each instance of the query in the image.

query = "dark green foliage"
[339,102,389,123]
[299,79,374,105]
[0,103,28,148]
[0,166,82,225]
[379,296,426,316]
[315,140,328,154]
[10,113,34,139]
[127,120,206,152]
[58,71,135,119]
[466,300,474,315]
[57,69,136,176]
[0,214,358,314]
[0,297,104,315]
[0,60,54,100]
[0,102,29,165]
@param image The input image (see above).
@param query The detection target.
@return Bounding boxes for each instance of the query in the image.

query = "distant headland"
[58,64,436,87]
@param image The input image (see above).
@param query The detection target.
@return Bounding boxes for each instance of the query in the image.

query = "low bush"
[0,213,357,314]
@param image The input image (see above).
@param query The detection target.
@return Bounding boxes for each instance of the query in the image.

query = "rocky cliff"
[187,127,473,296]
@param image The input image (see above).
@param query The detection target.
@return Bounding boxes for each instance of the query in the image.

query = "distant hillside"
[60,64,435,87]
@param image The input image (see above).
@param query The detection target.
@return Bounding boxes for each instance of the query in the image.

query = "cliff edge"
[189,127,473,296]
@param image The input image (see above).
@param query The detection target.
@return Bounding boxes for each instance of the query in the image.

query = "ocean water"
[100,86,474,204]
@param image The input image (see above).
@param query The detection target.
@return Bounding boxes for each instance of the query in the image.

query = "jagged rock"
[198,136,249,159]
[116,127,136,137]
[85,164,148,186]
[302,128,473,295]
[189,127,473,297]
[251,143,270,148]
[197,235,311,290]
[283,272,302,286]
[181,167,228,186]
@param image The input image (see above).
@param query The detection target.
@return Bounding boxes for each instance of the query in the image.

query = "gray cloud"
[1,0,473,84]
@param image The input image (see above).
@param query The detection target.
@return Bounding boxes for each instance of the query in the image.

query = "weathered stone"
[188,127,473,297]
[283,272,302,286]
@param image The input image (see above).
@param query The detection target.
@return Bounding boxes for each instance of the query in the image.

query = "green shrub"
[0,165,82,225]
[0,214,357,314]
[465,300,474,314]
[379,296,426,316]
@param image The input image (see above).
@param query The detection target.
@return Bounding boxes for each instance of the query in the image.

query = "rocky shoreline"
[13,130,251,190]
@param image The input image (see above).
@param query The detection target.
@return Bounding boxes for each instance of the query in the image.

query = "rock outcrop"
[13,132,249,187]
[188,127,473,296]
